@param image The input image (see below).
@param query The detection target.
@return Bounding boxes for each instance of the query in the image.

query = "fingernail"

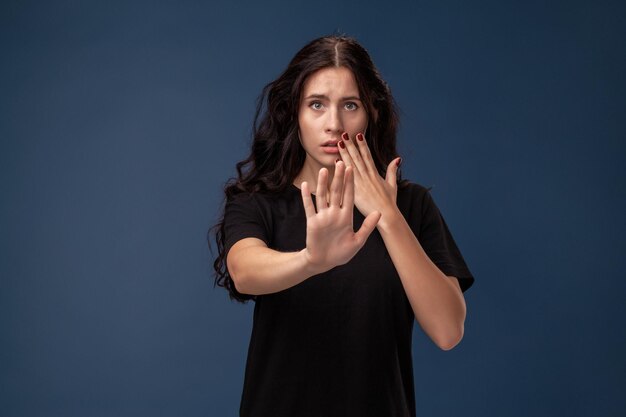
[396,157,402,167]
[338,141,346,149]
[357,133,364,141]
[341,132,348,140]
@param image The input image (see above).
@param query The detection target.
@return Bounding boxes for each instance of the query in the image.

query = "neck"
[293,161,336,194]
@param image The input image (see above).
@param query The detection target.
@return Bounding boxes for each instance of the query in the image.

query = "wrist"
[376,206,404,231]
[299,248,327,277]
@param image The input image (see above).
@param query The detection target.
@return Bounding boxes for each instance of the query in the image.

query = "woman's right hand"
[300,161,381,274]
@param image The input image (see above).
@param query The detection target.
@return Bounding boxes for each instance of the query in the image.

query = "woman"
[210,35,474,417]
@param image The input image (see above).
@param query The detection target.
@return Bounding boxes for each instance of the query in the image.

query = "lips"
[322,140,339,147]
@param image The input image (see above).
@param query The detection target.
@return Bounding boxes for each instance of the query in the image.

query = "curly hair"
[208,34,405,302]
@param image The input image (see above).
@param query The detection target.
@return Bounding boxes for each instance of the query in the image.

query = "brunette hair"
[209,34,405,302]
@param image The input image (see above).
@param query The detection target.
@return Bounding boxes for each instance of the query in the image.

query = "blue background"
[1,0,625,416]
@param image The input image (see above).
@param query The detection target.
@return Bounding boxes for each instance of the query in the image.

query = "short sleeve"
[419,191,475,293]
[223,192,270,258]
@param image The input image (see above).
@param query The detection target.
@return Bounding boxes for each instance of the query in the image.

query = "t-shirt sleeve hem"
[224,232,270,259]
[223,192,271,258]
[435,262,475,293]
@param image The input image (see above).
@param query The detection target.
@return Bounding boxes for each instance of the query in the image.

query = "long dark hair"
[209,34,405,303]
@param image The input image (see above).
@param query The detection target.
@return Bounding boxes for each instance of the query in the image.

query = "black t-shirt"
[223,182,474,417]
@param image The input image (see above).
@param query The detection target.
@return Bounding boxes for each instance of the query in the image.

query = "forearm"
[231,246,321,296]
[377,208,467,350]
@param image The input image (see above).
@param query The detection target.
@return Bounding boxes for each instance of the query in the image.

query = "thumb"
[354,211,382,245]
[385,157,401,186]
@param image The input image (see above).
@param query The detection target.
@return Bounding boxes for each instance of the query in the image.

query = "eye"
[309,101,323,110]
[345,102,359,111]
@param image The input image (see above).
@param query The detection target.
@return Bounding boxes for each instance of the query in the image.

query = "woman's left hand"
[337,131,402,221]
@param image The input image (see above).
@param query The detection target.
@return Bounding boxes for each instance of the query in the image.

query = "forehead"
[302,66,360,96]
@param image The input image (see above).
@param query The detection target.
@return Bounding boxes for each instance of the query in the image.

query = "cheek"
[298,115,320,139]
[347,113,368,131]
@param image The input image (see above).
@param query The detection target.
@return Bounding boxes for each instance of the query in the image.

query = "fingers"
[316,168,329,209]
[329,161,345,207]
[385,157,401,187]
[342,166,355,211]
[301,181,316,218]
[355,132,377,173]
[355,210,381,244]
[339,132,367,176]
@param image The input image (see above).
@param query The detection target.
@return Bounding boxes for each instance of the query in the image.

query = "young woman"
[210,35,475,417]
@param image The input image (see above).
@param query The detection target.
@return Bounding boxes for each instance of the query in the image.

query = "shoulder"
[227,184,295,203]
[397,180,431,195]
[397,180,433,208]
[226,185,300,217]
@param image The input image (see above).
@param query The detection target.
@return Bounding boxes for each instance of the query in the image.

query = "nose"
[325,106,343,135]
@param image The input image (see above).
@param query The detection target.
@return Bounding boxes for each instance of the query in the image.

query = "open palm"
[300,162,381,273]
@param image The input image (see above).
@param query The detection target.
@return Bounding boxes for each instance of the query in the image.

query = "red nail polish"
[338,141,346,149]
[396,157,402,167]
[341,132,348,140]
[357,133,364,141]
[336,158,341,163]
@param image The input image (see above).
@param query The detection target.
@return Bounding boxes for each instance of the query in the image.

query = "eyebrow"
[304,94,362,101]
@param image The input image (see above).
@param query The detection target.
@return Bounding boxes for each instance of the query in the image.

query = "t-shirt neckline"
[290,183,318,198]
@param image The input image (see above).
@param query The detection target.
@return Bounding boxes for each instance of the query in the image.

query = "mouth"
[320,142,340,154]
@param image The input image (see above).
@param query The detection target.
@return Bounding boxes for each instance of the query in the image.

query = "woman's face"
[297,66,368,173]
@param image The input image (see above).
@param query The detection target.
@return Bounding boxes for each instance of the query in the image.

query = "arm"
[336,131,467,350]
[227,238,317,295]
[227,163,380,296]
[376,209,467,350]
